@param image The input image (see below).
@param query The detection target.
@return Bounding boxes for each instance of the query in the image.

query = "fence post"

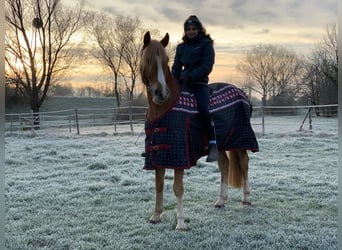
[299,99,312,132]
[10,113,13,131]
[129,102,133,132]
[75,108,80,135]
[261,96,266,135]
[308,98,312,130]
[30,110,36,136]
[113,108,117,132]
[19,115,23,131]
[69,114,72,133]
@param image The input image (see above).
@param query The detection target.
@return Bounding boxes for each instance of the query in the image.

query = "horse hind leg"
[228,150,251,207]
[174,169,187,231]
[242,179,251,207]
[150,168,165,223]
[214,151,229,208]
[239,150,251,207]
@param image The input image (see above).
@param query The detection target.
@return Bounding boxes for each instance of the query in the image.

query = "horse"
[140,31,259,231]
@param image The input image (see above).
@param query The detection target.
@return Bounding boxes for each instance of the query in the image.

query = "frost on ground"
[5,116,338,249]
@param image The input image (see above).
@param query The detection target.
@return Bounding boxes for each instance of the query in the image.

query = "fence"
[4,104,338,135]
[5,105,147,135]
[252,104,338,134]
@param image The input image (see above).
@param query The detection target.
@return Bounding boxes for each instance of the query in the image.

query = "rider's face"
[186,25,199,38]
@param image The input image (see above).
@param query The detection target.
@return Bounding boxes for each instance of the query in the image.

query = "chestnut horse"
[140,31,258,231]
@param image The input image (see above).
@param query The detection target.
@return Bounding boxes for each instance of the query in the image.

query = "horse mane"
[140,32,180,121]
[140,40,170,86]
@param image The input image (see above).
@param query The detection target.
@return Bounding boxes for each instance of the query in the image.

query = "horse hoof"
[149,213,161,224]
[214,204,225,208]
[175,226,187,231]
[241,201,251,207]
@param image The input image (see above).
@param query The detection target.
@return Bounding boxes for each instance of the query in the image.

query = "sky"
[70,0,338,86]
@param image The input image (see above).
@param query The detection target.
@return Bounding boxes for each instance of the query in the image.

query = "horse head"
[140,31,171,105]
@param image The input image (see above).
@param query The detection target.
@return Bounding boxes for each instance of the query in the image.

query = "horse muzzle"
[148,85,170,104]
[152,89,170,104]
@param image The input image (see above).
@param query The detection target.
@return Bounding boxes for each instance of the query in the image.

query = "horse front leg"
[214,151,228,208]
[150,168,165,223]
[174,169,186,231]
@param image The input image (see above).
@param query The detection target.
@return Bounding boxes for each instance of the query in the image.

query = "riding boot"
[206,142,218,162]
[206,119,218,162]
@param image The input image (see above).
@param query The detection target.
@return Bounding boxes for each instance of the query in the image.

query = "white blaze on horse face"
[156,56,169,99]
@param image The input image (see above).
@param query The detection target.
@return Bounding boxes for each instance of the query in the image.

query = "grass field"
[5,116,338,249]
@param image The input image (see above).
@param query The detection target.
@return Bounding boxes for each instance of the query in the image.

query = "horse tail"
[228,150,249,188]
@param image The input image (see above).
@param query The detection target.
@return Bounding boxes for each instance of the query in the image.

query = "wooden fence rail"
[5,104,338,135]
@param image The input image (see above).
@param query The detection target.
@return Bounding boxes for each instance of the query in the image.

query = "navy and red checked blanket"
[144,82,259,170]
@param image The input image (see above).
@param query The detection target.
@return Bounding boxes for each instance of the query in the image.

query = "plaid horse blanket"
[144,82,259,170]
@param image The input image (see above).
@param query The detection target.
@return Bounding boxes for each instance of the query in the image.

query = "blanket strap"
[145,127,167,135]
[146,144,171,152]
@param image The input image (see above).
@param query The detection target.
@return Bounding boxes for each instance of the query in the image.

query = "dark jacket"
[172,35,215,84]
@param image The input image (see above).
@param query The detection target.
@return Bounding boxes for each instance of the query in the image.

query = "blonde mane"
[140,40,169,86]
[139,32,179,121]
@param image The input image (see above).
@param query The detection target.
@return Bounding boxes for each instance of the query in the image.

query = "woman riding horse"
[172,15,218,162]
[140,31,258,231]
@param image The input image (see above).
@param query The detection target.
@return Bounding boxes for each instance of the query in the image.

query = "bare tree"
[269,48,303,105]
[302,54,324,106]
[116,16,144,103]
[319,24,338,88]
[302,24,338,107]
[87,13,147,107]
[237,44,277,103]
[86,12,123,107]
[237,44,302,105]
[5,0,85,125]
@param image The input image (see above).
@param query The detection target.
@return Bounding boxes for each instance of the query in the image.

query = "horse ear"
[143,31,151,47]
[160,33,169,47]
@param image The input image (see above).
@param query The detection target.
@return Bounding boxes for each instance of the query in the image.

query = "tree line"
[5,0,338,119]
[237,24,337,107]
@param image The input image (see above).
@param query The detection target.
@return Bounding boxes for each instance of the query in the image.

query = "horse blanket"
[144,83,259,170]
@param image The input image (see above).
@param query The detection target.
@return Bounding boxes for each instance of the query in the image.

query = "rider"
[171,15,218,162]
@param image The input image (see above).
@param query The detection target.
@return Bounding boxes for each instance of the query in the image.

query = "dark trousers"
[188,84,216,141]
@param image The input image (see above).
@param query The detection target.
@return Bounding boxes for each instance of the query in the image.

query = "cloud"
[179,0,337,29]
[83,0,337,37]
[249,28,270,35]
[70,0,337,83]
